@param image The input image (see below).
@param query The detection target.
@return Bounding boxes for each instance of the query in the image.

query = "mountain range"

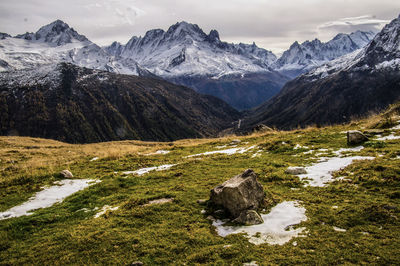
[0,20,375,110]
[1,15,399,143]
[242,14,400,131]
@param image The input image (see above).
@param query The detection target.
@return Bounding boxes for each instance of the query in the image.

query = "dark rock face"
[0,63,240,143]
[167,72,289,111]
[347,130,369,145]
[210,169,264,218]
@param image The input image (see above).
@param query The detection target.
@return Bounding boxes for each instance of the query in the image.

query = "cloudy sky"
[0,0,399,54]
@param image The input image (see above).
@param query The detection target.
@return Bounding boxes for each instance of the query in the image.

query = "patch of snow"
[251,150,263,158]
[333,226,347,232]
[303,150,314,155]
[243,261,258,266]
[333,146,364,156]
[94,205,119,218]
[145,150,170,155]
[122,164,177,176]
[212,201,307,245]
[297,156,374,187]
[186,146,256,157]
[376,134,400,141]
[375,58,400,69]
[294,144,309,150]
[90,157,99,161]
[215,145,228,149]
[0,179,100,220]
[143,198,173,206]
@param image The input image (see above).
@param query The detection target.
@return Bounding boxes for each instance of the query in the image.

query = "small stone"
[347,130,369,145]
[233,210,264,225]
[197,199,207,205]
[285,167,307,175]
[60,170,73,178]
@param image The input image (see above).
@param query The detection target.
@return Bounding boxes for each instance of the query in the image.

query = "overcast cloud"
[0,0,399,54]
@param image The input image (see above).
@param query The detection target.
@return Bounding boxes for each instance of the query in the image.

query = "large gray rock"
[347,130,369,145]
[210,169,264,218]
[233,210,264,225]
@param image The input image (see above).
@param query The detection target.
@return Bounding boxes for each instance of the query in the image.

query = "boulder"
[285,167,307,175]
[253,124,273,132]
[347,130,369,145]
[233,210,264,225]
[210,169,264,218]
[60,170,73,178]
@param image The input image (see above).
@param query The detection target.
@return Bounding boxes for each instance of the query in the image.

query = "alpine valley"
[0,15,399,143]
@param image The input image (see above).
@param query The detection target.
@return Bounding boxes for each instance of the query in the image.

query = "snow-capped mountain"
[0,20,145,75]
[105,21,287,110]
[15,20,88,45]
[108,21,277,78]
[275,30,376,78]
[243,14,400,131]
[0,19,381,110]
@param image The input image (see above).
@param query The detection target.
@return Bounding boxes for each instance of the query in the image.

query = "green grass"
[0,118,400,265]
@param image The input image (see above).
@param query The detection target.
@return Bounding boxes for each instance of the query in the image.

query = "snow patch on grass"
[297,156,374,187]
[376,134,400,141]
[0,179,100,220]
[212,201,307,245]
[186,146,256,158]
[94,205,119,218]
[122,164,177,176]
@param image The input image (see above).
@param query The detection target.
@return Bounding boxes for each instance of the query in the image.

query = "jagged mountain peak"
[167,21,205,35]
[0,32,11,40]
[206,29,221,44]
[275,30,375,77]
[360,14,400,66]
[15,19,89,46]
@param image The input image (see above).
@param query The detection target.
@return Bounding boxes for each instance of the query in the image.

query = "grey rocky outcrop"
[347,130,369,145]
[210,169,264,224]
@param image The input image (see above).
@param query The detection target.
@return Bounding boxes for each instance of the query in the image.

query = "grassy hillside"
[0,108,400,265]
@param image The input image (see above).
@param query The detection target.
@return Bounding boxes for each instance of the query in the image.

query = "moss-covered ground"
[0,113,399,265]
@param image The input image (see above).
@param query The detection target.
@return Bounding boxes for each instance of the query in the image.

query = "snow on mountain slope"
[306,14,400,80]
[275,30,376,77]
[242,14,400,131]
[15,20,88,46]
[0,20,143,75]
[108,21,277,79]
